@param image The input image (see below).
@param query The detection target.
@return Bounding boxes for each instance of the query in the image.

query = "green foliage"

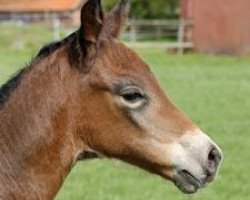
[104,0,180,19]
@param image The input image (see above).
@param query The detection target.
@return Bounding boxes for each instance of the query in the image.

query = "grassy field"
[0,24,250,200]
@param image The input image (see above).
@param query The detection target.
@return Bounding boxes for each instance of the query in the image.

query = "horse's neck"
[0,55,80,200]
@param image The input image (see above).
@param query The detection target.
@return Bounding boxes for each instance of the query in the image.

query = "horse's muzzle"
[171,130,223,194]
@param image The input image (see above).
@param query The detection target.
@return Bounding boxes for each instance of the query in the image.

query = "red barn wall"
[182,0,250,55]
[181,0,194,19]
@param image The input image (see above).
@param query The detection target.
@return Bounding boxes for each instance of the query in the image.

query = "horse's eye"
[116,86,147,109]
[122,92,144,104]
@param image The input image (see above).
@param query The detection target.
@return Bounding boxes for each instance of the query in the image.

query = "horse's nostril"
[208,147,222,166]
[203,147,222,183]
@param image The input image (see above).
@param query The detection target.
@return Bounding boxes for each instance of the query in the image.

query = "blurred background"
[0,0,250,199]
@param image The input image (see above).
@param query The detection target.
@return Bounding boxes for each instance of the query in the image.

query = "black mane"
[37,32,78,58]
[0,32,78,108]
[0,68,26,107]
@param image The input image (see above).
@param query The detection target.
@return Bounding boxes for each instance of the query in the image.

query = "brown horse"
[0,0,222,199]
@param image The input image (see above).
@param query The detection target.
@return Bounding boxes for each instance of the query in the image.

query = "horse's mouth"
[173,170,203,194]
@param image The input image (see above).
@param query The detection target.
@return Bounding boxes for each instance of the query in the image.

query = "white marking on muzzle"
[169,129,222,178]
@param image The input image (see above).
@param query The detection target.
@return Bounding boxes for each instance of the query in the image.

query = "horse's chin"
[172,169,206,194]
[171,163,220,194]
[175,183,200,194]
[160,168,204,194]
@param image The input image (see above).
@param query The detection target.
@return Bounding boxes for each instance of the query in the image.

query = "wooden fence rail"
[125,19,194,55]
[0,16,194,54]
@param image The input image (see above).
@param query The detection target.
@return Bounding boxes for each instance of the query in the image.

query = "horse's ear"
[80,0,104,43]
[71,0,103,73]
[105,0,130,38]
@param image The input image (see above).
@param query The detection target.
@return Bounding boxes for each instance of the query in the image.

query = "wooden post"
[10,12,16,22]
[44,11,50,24]
[156,26,162,40]
[52,13,60,41]
[130,21,137,42]
[177,19,185,56]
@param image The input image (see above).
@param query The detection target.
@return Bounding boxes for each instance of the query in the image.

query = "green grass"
[0,24,250,200]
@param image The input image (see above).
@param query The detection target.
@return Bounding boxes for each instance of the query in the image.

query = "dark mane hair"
[0,68,26,107]
[37,32,78,58]
[0,32,78,108]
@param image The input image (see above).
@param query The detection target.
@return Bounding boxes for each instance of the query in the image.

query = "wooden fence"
[0,15,194,54]
[125,19,194,55]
